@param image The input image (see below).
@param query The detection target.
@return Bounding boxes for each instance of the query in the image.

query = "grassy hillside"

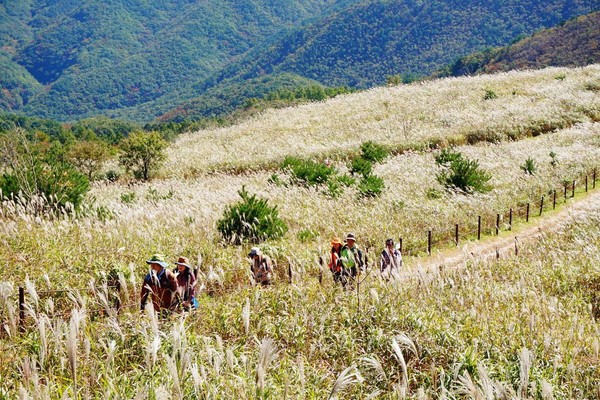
[164,65,600,176]
[438,11,600,77]
[1,66,600,397]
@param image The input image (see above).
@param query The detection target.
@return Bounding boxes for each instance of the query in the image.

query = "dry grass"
[2,66,600,398]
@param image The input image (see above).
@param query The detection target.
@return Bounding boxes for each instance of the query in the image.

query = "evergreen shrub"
[217,187,287,244]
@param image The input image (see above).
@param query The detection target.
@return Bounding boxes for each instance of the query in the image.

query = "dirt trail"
[400,188,600,280]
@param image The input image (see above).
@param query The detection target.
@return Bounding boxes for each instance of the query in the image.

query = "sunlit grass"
[2,66,600,397]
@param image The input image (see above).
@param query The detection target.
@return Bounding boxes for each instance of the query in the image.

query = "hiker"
[329,237,343,282]
[380,238,402,279]
[140,254,179,312]
[340,233,364,286]
[249,247,274,286]
[174,256,198,311]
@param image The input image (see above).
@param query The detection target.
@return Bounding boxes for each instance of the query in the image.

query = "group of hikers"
[140,233,402,312]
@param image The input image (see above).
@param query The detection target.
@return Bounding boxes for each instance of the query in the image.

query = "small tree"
[66,140,111,180]
[119,131,167,181]
[0,129,90,210]
[436,150,492,194]
[217,187,287,244]
[521,157,536,175]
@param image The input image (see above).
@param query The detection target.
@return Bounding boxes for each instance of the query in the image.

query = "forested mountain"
[435,11,600,77]
[161,0,597,122]
[0,0,349,121]
[0,0,597,123]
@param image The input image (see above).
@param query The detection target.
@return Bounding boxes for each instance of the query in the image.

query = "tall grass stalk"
[256,338,278,392]
[328,365,362,400]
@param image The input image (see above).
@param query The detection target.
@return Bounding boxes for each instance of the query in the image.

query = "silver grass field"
[1,65,600,398]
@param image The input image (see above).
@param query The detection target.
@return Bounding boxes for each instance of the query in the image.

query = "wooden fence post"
[427,230,432,255]
[539,196,544,216]
[526,203,530,222]
[318,256,324,285]
[553,190,557,209]
[398,238,403,255]
[572,180,576,198]
[19,286,25,333]
[585,175,588,192]
[509,208,513,231]
[477,216,481,240]
[455,224,459,246]
[496,214,500,235]
[288,264,293,284]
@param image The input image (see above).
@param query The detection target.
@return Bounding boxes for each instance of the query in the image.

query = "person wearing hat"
[174,256,198,311]
[328,238,343,283]
[339,233,364,286]
[248,247,274,286]
[140,254,179,312]
[380,238,402,279]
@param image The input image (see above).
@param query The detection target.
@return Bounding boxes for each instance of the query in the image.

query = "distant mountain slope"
[436,11,600,77]
[1,0,596,123]
[0,0,346,121]
[207,0,594,89]
[159,0,594,121]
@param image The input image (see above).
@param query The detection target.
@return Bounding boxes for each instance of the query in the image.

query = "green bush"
[483,88,498,100]
[358,174,385,198]
[335,174,356,187]
[324,179,344,198]
[521,157,536,175]
[120,192,136,204]
[217,187,287,244]
[360,140,389,163]
[1,162,90,210]
[281,156,335,186]
[435,148,463,166]
[436,152,492,194]
[349,157,373,177]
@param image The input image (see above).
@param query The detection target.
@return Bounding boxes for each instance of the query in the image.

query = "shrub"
[217,187,287,244]
[358,174,385,198]
[349,157,373,177]
[435,148,463,166]
[521,157,536,175]
[120,192,136,204]
[436,153,492,194]
[483,88,497,100]
[0,130,90,211]
[281,156,335,186]
[324,180,344,198]
[336,174,356,187]
[360,141,389,163]
[105,170,120,182]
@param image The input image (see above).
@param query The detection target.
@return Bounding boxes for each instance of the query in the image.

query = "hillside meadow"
[1,66,600,398]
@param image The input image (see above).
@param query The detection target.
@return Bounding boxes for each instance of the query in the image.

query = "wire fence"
[4,167,597,333]
[399,167,596,257]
